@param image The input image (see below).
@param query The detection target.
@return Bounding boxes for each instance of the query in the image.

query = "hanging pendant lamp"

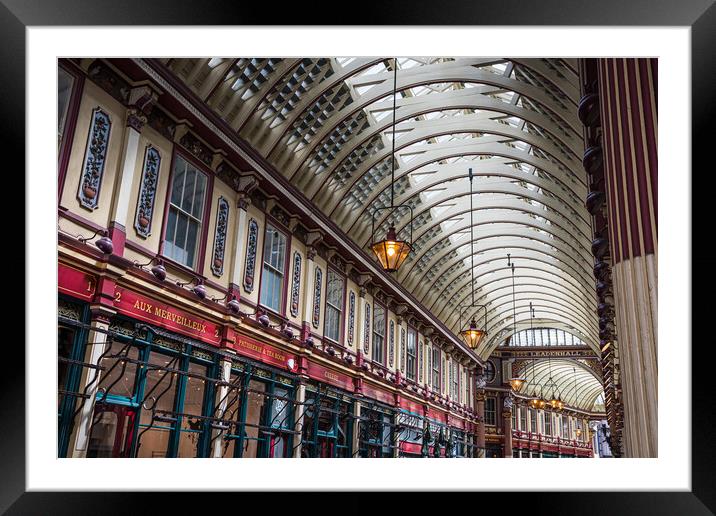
[370,57,413,272]
[545,346,562,410]
[458,167,488,350]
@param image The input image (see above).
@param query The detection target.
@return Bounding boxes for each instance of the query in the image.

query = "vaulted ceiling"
[161,57,597,361]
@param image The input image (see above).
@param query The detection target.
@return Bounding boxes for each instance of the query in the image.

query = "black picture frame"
[6,0,713,513]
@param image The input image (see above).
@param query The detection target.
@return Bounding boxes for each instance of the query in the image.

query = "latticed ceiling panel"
[166,56,596,364]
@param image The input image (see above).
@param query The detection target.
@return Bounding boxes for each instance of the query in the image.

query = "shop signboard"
[307,361,354,392]
[112,286,222,346]
[58,263,96,301]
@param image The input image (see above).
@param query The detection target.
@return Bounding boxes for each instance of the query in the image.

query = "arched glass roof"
[163,57,597,360]
[507,327,586,347]
[516,359,603,411]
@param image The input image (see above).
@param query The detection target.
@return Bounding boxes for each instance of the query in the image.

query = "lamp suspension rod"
[469,167,475,307]
[390,56,398,209]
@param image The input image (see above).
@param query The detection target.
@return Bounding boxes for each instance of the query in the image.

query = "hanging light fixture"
[545,349,562,410]
[458,167,488,350]
[370,57,413,272]
[508,257,526,391]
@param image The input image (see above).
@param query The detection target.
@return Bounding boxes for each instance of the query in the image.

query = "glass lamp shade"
[371,226,412,272]
[459,319,487,350]
[528,398,540,409]
[536,399,546,409]
[549,397,563,410]
[508,377,526,391]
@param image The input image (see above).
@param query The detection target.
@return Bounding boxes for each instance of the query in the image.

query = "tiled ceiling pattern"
[163,57,596,361]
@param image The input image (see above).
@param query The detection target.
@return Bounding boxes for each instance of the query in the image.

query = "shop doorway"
[86,402,137,458]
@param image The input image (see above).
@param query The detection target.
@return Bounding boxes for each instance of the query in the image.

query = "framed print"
[8,0,714,513]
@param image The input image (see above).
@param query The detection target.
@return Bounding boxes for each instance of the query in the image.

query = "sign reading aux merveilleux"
[112,287,222,346]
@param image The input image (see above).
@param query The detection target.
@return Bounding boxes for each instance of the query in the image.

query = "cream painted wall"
[60,81,126,227]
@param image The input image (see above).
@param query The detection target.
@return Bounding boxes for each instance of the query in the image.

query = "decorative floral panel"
[290,252,302,318]
[312,266,322,329]
[78,107,112,210]
[388,320,395,367]
[347,291,355,345]
[210,197,230,277]
[243,218,258,293]
[134,145,161,238]
[400,328,406,372]
[418,340,424,383]
[363,303,371,354]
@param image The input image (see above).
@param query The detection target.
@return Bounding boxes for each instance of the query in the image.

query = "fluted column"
[70,305,115,457]
[597,58,658,458]
[212,357,232,457]
[292,382,306,458]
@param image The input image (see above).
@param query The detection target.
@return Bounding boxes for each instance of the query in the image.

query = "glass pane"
[170,159,186,206]
[86,410,118,458]
[136,427,171,458]
[185,219,199,268]
[140,353,178,426]
[270,387,290,429]
[325,305,339,342]
[177,362,207,457]
[373,305,385,336]
[243,379,267,457]
[181,168,196,213]
[165,208,177,247]
[173,212,189,265]
[326,270,344,306]
[191,172,207,219]
[97,340,139,398]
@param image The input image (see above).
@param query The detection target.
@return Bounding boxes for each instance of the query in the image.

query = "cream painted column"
[358,286,370,360]
[292,382,307,458]
[212,358,232,458]
[108,87,158,255]
[301,245,318,342]
[352,400,362,457]
[228,175,260,300]
[70,306,115,457]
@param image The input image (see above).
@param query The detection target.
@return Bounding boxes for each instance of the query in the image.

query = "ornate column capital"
[126,85,160,132]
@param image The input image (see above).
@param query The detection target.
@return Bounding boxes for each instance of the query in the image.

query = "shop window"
[302,388,353,458]
[243,379,268,457]
[58,305,90,458]
[163,155,208,269]
[372,303,386,364]
[176,362,208,457]
[520,407,527,431]
[451,361,459,400]
[544,412,552,435]
[406,327,417,380]
[359,405,394,458]
[259,223,287,313]
[324,268,344,343]
[136,352,180,458]
[484,397,496,426]
[511,406,516,429]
